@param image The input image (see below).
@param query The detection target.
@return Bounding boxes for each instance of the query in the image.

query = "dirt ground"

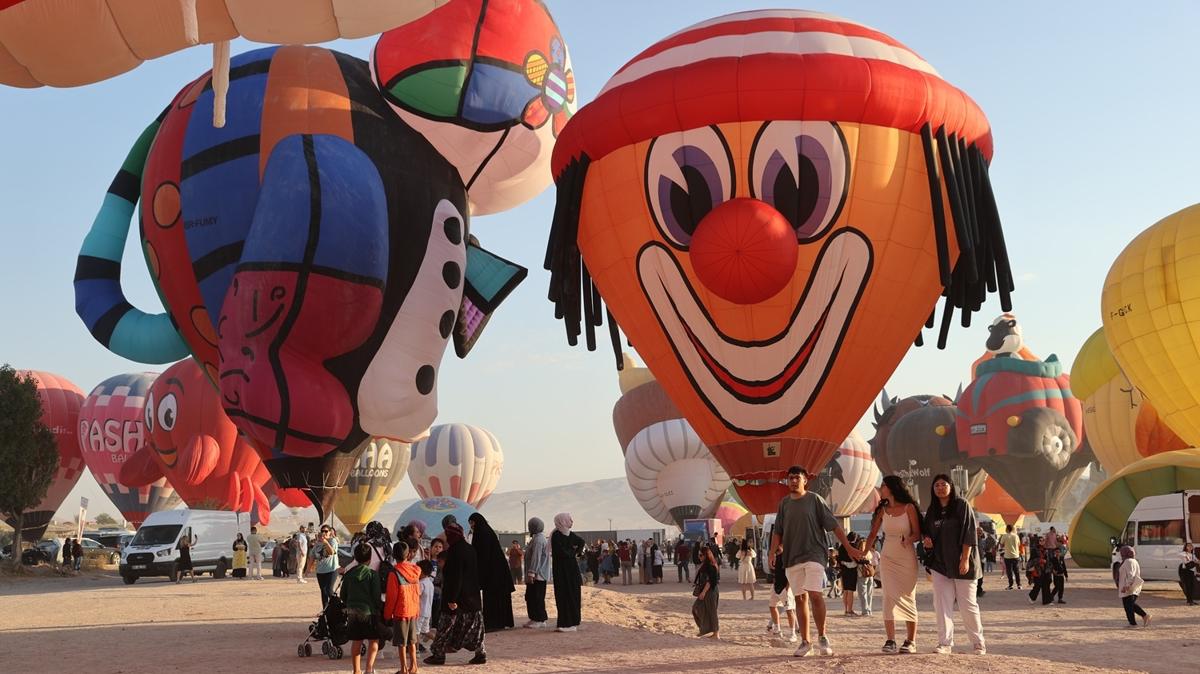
[0,564,1196,673]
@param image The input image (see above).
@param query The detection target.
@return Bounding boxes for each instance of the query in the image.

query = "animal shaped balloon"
[2,371,85,542]
[117,359,273,523]
[624,418,731,528]
[78,373,179,526]
[408,423,503,507]
[544,9,1013,514]
[1071,328,1186,475]
[809,431,881,517]
[1103,203,1200,448]
[73,1,565,519]
[972,479,1025,526]
[869,391,957,476]
[333,437,412,534]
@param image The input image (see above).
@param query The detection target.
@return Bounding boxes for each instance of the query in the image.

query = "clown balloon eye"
[158,393,178,432]
[144,392,155,432]
[645,125,735,248]
[749,121,849,242]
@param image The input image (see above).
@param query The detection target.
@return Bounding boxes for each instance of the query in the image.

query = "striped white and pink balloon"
[407,423,503,508]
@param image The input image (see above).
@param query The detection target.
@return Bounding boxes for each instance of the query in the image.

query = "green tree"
[0,365,59,571]
[94,513,118,528]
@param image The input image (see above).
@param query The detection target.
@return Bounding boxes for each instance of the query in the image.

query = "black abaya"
[551,529,585,628]
[469,514,515,630]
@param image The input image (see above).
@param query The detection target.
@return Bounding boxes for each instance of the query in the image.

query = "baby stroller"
[297,581,349,659]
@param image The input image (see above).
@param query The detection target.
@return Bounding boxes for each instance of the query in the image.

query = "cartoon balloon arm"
[73,118,190,364]
[452,239,528,358]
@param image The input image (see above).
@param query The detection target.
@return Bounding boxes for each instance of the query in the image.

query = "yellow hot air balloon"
[1103,203,1200,447]
[1072,328,1187,475]
[333,437,412,534]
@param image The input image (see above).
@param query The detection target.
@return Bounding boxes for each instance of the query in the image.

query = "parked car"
[83,530,135,551]
[261,540,276,564]
[79,537,121,565]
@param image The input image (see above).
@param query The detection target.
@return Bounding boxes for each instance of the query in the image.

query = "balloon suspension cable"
[916,124,1013,349]
[212,41,231,129]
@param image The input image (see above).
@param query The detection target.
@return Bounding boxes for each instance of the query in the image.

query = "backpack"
[374,544,395,582]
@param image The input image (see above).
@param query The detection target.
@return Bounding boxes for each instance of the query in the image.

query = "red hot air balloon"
[79,373,179,525]
[119,359,273,523]
[3,371,85,542]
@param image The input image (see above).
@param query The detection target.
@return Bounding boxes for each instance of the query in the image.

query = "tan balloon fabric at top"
[0,0,446,88]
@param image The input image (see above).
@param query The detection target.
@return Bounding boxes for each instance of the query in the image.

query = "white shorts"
[784,561,826,594]
[769,587,796,610]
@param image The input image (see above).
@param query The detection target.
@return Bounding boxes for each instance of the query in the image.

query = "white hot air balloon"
[813,431,881,517]
[408,424,504,508]
[625,419,731,528]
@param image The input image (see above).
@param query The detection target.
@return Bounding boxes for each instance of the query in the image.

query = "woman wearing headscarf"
[551,512,585,632]
[523,517,551,628]
[921,474,985,655]
[425,523,486,666]
[692,543,720,639]
[467,513,515,631]
[231,533,248,579]
[1118,545,1150,627]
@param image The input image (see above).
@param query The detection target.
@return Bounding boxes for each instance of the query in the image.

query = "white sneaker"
[523,621,547,629]
[555,626,577,632]
[973,645,987,655]
[934,644,953,655]
[784,632,798,644]
[816,636,833,656]
[899,640,916,654]
[793,641,813,657]
[765,620,777,634]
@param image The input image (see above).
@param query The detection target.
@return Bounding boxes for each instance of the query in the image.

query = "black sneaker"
[423,655,446,666]
[469,653,487,665]
[881,640,898,654]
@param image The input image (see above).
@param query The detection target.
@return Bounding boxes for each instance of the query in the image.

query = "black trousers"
[1122,594,1147,625]
[1028,574,1052,604]
[1004,558,1021,588]
[1180,568,1197,602]
[525,580,548,622]
[1051,574,1065,602]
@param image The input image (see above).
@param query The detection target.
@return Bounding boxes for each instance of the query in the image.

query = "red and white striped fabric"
[552,9,991,174]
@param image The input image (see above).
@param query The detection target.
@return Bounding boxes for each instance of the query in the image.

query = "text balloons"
[79,373,179,526]
[3,371,85,541]
[408,424,503,507]
[334,437,412,534]
[624,419,731,528]
[544,10,1012,515]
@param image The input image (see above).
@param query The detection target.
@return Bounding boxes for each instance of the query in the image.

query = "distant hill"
[376,477,675,534]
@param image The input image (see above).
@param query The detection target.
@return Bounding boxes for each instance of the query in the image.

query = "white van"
[1112,491,1199,582]
[120,509,250,584]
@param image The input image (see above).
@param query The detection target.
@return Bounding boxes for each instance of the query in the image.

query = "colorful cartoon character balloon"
[624,418,731,528]
[884,395,988,506]
[544,10,1013,515]
[117,359,273,523]
[869,391,957,476]
[1071,328,1186,475]
[78,373,179,526]
[333,437,412,534]
[73,1,566,519]
[408,424,503,507]
[1103,203,1200,448]
[810,431,881,517]
[2,371,85,542]
[394,496,478,541]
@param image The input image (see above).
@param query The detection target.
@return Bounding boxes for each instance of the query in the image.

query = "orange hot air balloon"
[545,10,1013,515]
[972,479,1025,526]
[118,359,273,523]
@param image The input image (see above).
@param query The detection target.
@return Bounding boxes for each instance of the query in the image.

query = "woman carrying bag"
[692,544,720,640]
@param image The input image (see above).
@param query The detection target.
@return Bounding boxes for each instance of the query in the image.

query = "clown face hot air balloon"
[2,371,85,542]
[545,10,1013,515]
[1071,328,1186,475]
[72,2,566,519]
[1103,204,1200,449]
[334,437,412,534]
[408,424,503,507]
[117,359,273,523]
[624,419,731,528]
[810,431,880,517]
[78,373,179,526]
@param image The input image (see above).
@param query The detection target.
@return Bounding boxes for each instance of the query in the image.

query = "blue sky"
[3,1,1199,520]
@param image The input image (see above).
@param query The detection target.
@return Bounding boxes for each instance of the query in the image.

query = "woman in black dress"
[177,531,196,583]
[426,523,487,666]
[692,543,720,639]
[467,513,515,631]
[551,512,585,632]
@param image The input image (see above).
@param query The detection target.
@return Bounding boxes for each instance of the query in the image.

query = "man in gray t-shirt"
[768,465,859,658]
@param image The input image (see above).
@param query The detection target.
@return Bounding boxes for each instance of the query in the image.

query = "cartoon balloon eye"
[158,393,179,432]
[144,392,155,433]
[749,121,849,242]
[645,125,735,248]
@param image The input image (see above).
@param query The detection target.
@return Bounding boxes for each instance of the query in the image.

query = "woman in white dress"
[863,476,922,654]
[737,539,757,600]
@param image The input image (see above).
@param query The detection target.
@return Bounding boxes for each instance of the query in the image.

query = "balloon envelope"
[3,371,85,541]
[79,373,179,526]
[334,437,412,534]
[394,496,478,541]
[624,419,731,528]
[408,424,503,508]
[812,431,880,517]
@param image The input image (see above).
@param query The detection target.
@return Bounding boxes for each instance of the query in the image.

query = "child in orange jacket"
[385,541,423,674]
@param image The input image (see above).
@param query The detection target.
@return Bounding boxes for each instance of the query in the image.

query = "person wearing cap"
[769,465,862,658]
